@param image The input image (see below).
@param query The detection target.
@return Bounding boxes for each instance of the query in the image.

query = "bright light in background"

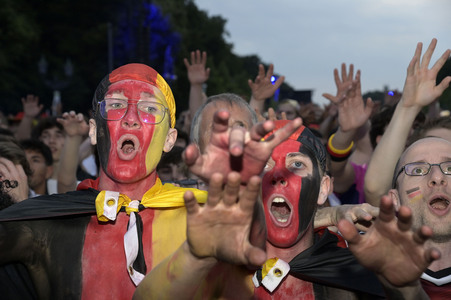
[194,0,451,105]
[271,75,276,84]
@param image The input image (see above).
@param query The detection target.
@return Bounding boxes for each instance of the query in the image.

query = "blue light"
[271,76,276,84]
[388,91,394,96]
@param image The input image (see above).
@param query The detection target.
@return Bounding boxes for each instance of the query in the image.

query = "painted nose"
[121,104,141,129]
[271,176,287,187]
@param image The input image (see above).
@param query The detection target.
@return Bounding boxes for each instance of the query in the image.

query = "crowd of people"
[0,38,450,299]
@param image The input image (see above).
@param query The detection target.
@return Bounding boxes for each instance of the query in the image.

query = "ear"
[388,188,401,211]
[45,165,54,180]
[89,119,97,145]
[163,128,178,153]
[317,175,331,206]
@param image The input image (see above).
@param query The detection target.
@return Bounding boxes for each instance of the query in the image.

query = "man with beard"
[389,137,451,299]
[135,118,437,299]
[0,64,299,299]
[254,120,437,299]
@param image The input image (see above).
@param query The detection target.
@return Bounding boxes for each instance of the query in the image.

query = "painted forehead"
[106,80,167,106]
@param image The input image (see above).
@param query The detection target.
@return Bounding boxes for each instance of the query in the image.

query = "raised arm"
[183,50,210,120]
[14,95,43,141]
[249,64,285,116]
[133,172,264,299]
[364,38,451,206]
[323,64,374,194]
[56,111,89,193]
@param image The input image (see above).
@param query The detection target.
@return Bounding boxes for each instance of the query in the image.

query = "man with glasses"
[0,63,300,299]
[390,136,451,299]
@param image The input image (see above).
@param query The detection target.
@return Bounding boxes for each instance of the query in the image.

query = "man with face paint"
[249,120,442,299]
[0,64,304,299]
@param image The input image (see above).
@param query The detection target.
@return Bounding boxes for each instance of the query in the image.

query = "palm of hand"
[348,218,428,286]
[187,201,253,264]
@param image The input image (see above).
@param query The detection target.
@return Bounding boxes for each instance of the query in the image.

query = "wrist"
[327,133,354,162]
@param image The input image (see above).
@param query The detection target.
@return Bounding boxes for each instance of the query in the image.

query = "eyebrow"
[286,152,309,159]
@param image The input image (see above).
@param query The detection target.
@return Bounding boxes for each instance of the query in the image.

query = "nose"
[121,103,141,129]
[271,176,287,187]
[428,165,447,187]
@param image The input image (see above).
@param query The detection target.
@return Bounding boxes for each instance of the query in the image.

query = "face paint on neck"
[406,186,423,204]
[97,79,170,183]
[262,140,322,248]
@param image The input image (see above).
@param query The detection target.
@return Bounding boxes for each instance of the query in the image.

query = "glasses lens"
[138,102,166,124]
[441,162,451,174]
[100,99,127,120]
[405,163,430,176]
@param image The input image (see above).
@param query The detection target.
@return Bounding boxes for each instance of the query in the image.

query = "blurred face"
[25,149,52,190]
[95,79,173,183]
[262,139,323,248]
[198,101,254,153]
[39,127,65,162]
[277,103,297,120]
[395,138,451,243]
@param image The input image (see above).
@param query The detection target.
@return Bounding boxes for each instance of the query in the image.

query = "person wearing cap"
[0,63,300,299]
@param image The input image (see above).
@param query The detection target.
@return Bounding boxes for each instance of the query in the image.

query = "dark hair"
[31,117,64,140]
[369,105,425,149]
[0,138,32,178]
[20,139,53,166]
[407,116,451,147]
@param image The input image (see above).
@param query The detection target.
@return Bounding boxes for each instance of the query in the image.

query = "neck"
[265,226,314,262]
[97,169,157,200]
[34,182,47,195]
[427,240,451,271]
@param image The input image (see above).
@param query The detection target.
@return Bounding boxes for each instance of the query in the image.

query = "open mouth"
[429,197,450,211]
[121,140,135,154]
[117,134,140,160]
[270,197,292,224]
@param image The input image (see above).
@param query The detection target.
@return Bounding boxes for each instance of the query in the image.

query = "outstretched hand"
[401,38,451,109]
[57,111,89,137]
[184,172,266,267]
[183,50,210,85]
[338,195,440,286]
[22,94,43,118]
[183,110,303,184]
[248,64,284,102]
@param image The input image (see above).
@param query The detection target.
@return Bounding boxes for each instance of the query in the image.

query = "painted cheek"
[144,123,167,173]
[406,186,423,204]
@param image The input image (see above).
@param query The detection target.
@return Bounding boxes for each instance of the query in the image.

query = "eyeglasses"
[393,161,451,187]
[98,98,168,124]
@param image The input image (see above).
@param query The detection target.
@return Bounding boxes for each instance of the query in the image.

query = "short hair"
[407,116,451,147]
[31,117,64,140]
[20,139,53,166]
[0,138,32,178]
[190,93,258,145]
[369,105,425,149]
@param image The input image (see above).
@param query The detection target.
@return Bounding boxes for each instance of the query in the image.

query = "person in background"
[20,139,53,196]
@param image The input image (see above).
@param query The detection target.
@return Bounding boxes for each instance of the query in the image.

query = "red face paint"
[102,80,170,183]
[262,140,305,247]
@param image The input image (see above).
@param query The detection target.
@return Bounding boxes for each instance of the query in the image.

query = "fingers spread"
[397,206,413,232]
[184,191,199,215]
[206,173,224,207]
[229,127,246,157]
[337,219,361,245]
[223,172,241,206]
[239,176,261,212]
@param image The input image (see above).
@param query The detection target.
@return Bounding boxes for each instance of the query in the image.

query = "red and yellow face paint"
[93,64,176,183]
